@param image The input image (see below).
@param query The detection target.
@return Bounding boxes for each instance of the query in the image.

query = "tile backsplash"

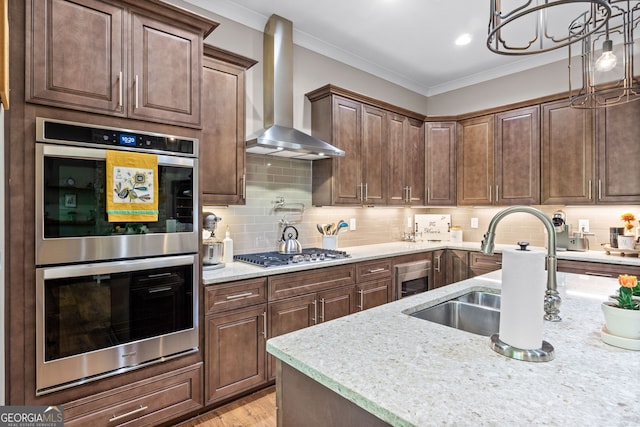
[203,154,639,255]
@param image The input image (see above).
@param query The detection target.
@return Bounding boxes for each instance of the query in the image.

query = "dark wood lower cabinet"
[205,304,267,405]
[356,279,392,311]
[469,252,503,277]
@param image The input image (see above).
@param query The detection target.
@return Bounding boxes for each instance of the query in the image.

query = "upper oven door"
[35,143,198,265]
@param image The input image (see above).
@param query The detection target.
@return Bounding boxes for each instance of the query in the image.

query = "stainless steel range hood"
[246,15,345,160]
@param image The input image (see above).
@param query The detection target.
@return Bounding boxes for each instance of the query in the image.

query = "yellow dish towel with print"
[106,150,159,222]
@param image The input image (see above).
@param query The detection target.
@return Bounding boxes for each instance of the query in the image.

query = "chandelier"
[569,0,640,108]
[488,0,612,55]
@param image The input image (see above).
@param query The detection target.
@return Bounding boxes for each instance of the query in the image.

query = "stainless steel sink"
[409,291,501,336]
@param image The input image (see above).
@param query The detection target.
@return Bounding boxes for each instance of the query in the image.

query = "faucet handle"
[517,241,530,251]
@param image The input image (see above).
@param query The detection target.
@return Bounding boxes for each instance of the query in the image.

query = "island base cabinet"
[205,305,267,406]
[62,363,203,426]
[276,360,391,427]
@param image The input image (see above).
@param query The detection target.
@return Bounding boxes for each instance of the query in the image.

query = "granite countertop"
[202,241,640,285]
[266,271,640,426]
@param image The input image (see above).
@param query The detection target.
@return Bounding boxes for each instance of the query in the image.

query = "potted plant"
[602,274,640,340]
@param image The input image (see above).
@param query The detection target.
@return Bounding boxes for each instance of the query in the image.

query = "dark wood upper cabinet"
[25,0,216,128]
[457,115,495,205]
[494,106,540,205]
[361,104,388,205]
[596,100,640,204]
[200,45,256,206]
[541,99,595,204]
[426,122,456,206]
[388,114,425,206]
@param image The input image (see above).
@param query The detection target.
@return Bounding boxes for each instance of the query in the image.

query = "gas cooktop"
[234,248,350,267]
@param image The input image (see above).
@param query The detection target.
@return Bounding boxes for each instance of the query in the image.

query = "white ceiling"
[176,0,577,97]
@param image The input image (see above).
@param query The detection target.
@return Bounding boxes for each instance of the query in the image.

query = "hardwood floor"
[175,387,276,427]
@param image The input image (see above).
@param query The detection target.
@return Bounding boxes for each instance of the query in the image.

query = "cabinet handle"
[134,74,139,109]
[241,174,246,200]
[118,71,123,108]
[367,268,386,274]
[225,292,253,300]
[588,179,592,200]
[435,255,441,272]
[495,261,502,265]
[495,185,499,202]
[408,186,412,203]
[262,311,267,339]
[364,183,368,201]
[109,405,148,422]
[489,185,492,202]
[585,271,613,277]
[320,298,325,322]
[312,300,317,324]
[427,187,430,203]
[357,290,364,311]
[598,179,602,200]
[359,183,364,202]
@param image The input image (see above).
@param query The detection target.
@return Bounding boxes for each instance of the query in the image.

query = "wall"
[204,154,637,255]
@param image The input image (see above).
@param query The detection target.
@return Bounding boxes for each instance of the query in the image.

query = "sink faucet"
[480,206,561,322]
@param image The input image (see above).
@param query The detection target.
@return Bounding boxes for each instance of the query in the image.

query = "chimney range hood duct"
[246,15,345,160]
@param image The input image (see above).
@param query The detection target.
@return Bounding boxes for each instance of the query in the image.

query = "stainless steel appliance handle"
[320,298,325,322]
[109,405,148,422]
[148,286,172,294]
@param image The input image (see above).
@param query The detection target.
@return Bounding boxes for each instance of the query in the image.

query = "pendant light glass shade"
[569,0,640,108]
[488,0,612,55]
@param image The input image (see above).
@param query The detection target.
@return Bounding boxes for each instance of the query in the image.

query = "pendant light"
[488,0,611,55]
[569,0,640,108]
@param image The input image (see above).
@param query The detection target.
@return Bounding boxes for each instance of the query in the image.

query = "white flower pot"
[602,302,640,339]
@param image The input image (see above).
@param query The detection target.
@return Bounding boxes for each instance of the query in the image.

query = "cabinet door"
[469,252,502,277]
[596,100,640,203]
[26,0,125,115]
[318,286,356,323]
[495,106,540,205]
[388,113,406,204]
[130,12,201,127]
[446,250,469,284]
[356,279,392,311]
[361,105,387,205]
[426,122,456,205]
[541,99,595,204]
[457,115,494,205]
[431,250,447,288]
[201,56,247,205]
[332,96,363,204]
[205,305,267,405]
[405,118,426,205]
[268,294,317,379]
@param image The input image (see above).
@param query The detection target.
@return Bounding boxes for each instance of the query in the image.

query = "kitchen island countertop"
[266,271,640,426]
[203,240,640,285]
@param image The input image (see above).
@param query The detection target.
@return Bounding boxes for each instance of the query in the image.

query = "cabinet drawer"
[356,259,392,282]
[557,260,640,277]
[63,363,202,426]
[269,265,356,301]
[205,278,267,314]
[470,252,503,269]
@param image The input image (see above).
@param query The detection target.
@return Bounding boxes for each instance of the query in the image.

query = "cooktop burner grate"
[234,248,350,267]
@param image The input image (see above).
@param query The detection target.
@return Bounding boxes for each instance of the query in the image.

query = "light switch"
[471,218,479,229]
[350,218,357,231]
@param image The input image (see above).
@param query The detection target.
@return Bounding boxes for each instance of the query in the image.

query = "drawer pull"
[109,405,148,422]
[226,292,253,300]
[495,261,502,265]
[367,268,386,274]
[585,271,613,278]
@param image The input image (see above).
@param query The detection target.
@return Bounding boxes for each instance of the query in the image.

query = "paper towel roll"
[499,247,546,350]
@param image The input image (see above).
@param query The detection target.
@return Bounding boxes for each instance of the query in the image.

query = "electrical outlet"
[350,218,357,231]
[407,217,412,228]
[578,219,590,232]
[471,218,479,229]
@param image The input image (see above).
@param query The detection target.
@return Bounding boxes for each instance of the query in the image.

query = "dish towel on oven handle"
[106,150,159,222]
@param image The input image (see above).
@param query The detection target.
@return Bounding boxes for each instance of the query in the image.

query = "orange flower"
[618,274,638,288]
[621,212,636,222]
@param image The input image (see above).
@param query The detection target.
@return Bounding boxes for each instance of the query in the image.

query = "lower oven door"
[35,254,198,395]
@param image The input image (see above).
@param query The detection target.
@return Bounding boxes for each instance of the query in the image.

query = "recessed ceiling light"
[455,33,472,46]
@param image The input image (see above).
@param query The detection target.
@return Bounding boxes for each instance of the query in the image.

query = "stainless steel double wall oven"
[35,118,199,394]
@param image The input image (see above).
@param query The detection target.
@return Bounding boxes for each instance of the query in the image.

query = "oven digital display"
[119,133,137,147]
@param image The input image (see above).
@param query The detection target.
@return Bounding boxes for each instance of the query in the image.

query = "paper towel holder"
[490,334,555,362]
